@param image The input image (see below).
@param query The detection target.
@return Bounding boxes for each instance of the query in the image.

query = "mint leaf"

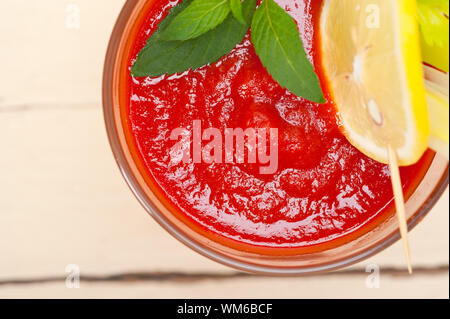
[145,0,194,46]
[161,0,231,41]
[230,0,245,24]
[131,0,256,77]
[251,0,325,103]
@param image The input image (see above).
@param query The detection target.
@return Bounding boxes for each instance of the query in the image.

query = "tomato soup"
[121,0,433,253]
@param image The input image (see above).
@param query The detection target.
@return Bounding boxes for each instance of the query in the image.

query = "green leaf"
[131,0,256,77]
[417,0,449,47]
[230,0,245,24]
[161,0,232,41]
[251,0,325,103]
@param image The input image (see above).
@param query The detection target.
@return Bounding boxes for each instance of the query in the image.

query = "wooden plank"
[0,0,125,106]
[0,272,448,299]
[0,107,448,280]
[0,107,229,279]
[0,1,448,302]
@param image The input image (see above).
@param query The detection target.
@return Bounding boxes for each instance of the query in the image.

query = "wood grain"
[0,271,448,299]
[0,0,448,298]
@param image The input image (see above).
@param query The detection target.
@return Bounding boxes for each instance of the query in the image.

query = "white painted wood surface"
[0,0,448,298]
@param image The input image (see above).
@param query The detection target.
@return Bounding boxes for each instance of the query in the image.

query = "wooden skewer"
[387,144,412,274]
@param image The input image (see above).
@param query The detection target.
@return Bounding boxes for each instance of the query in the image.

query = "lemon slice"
[320,0,429,165]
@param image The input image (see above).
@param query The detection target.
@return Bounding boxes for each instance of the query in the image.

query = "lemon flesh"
[320,0,429,165]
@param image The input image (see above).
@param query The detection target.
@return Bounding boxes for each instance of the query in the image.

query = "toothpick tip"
[387,144,414,275]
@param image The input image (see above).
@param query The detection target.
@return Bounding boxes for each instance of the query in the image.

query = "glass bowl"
[102,0,449,275]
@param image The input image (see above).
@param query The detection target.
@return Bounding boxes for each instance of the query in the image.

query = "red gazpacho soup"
[119,0,433,254]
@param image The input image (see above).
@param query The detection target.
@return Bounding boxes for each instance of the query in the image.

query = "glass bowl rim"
[102,0,450,276]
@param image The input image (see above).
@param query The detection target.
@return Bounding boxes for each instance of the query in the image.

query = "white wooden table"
[0,0,448,299]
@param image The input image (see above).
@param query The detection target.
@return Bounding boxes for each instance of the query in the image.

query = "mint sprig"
[132,0,325,103]
[131,0,255,77]
[252,0,324,103]
[161,0,232,41]
[144,0,193,47]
